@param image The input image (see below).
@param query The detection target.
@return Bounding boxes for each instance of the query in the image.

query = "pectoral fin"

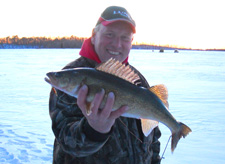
[141,119,159,137]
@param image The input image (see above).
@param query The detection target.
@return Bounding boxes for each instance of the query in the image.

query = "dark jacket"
[49,56,161,164]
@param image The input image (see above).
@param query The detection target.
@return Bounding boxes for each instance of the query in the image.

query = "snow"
[0,49,225,163]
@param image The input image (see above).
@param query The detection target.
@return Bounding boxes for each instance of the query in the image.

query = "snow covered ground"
[0,49,225,163]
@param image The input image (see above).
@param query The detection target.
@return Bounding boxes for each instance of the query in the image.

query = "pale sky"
[1,0,224,49]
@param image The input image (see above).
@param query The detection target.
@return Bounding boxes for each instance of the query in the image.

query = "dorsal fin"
[149,84,169,109]
[96,58,140,85]
[141,84,168,137]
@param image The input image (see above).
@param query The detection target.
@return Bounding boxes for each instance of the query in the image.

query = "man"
[49,6,161,164]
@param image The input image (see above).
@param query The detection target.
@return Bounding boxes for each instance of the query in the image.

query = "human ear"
[91,36,95,44]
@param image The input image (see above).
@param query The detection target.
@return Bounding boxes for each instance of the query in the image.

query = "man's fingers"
[110,106,129,120]
[77,85,88,114]
[90,88,105,115]
[100,92,115,118]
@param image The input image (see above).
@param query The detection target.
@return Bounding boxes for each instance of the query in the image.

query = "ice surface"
[0,49,225,163]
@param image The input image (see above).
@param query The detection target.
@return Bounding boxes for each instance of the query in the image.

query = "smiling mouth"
[108,50,120,55]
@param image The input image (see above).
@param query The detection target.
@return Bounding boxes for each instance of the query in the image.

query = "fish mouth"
[44,77,52,84]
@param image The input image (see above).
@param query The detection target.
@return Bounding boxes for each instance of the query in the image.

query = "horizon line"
[1,35,225,50]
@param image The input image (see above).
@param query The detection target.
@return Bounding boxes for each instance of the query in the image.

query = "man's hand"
[77,85,129,134]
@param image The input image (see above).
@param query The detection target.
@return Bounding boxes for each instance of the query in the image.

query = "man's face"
[91,21,134,62]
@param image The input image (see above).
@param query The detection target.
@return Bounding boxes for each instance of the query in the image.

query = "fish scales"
[58,67,166,120]
[45,58,191,152]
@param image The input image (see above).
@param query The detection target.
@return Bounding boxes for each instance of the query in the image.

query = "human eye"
[122,35,132,42]
[105,32,113,38]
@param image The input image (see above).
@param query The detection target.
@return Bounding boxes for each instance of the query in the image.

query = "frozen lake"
[0,49,225,163]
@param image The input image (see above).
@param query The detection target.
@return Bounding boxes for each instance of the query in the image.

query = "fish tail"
[171,122,192,152]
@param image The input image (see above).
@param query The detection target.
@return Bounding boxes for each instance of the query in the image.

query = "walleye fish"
[45,58,191,152]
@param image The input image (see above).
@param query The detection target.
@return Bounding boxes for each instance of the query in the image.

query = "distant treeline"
[0,35,186,50]
[1,35,224,51]
[0,35,87,48]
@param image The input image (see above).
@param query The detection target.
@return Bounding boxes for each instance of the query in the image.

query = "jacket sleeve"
[49,88,110,158]
[151,126,161,164]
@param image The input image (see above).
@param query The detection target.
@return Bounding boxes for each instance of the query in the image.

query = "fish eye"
[55,72,61,78]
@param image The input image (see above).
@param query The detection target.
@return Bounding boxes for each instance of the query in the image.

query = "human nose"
[112,37,122,49]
